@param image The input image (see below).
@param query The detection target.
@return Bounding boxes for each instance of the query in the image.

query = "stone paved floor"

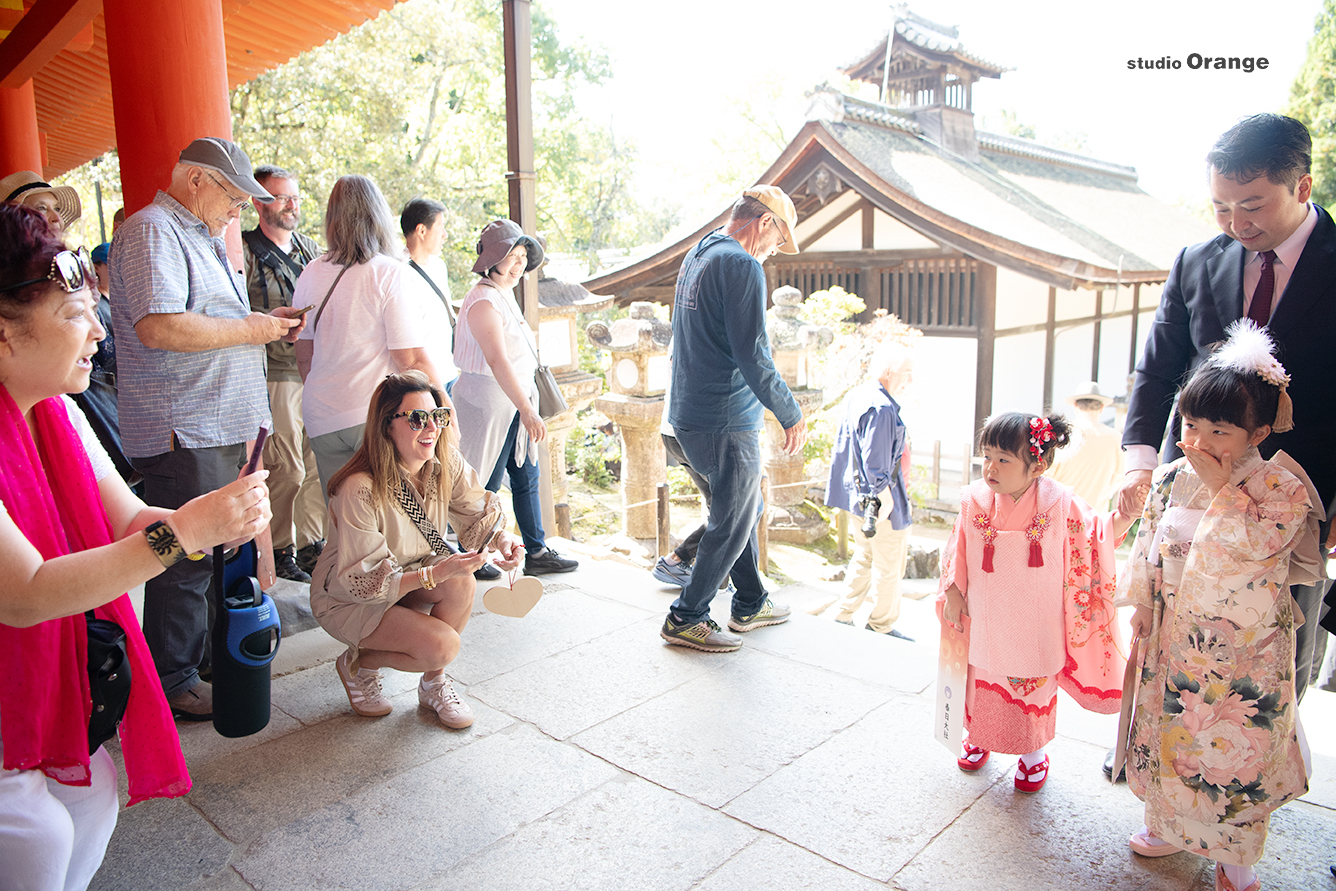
[93,548,1336,891]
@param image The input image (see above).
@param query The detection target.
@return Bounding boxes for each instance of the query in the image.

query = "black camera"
[859,495,881,538]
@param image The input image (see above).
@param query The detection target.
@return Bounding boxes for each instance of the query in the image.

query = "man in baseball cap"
[178,137,275,201]
[108,137,301,720]
[740,184,799,255]
[658,184,806,652]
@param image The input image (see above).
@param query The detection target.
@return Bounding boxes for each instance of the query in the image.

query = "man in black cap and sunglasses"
[110,137,307,720]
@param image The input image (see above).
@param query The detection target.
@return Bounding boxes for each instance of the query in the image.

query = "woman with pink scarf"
[0,205,271,890]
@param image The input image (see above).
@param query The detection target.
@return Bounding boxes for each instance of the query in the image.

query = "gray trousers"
[1294,578,1332,701]
[132,443,246,698]
[310,424,364,503]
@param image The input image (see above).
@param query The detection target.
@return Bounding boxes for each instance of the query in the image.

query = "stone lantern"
[534,285,612,535]
[586,302,671,540]
[763,285,833,543]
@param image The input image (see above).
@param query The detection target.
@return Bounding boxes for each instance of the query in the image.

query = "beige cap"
[742,184,798,254]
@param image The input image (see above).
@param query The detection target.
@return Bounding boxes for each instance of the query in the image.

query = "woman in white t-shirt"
[452,220,576,576]
[294,175,453,497]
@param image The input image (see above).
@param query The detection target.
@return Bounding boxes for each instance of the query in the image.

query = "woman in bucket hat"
[1,171,82,234]
[451,220,577,576]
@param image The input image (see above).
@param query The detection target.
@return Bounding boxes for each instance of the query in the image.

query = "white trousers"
[0,747,118,891]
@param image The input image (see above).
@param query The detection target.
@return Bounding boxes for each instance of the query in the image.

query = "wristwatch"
[143,520,204,567]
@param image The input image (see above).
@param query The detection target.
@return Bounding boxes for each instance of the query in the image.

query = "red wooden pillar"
[0,79,44,176]
[103,0,233,215]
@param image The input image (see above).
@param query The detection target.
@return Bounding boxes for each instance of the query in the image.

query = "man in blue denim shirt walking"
[661,185,807,652]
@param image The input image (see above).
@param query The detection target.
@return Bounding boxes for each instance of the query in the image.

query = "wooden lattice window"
[880,258,976,329]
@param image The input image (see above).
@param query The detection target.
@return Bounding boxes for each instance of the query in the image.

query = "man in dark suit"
[1120,114,1335,714]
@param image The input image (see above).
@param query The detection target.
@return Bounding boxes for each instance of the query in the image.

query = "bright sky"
[542,0,1324,225]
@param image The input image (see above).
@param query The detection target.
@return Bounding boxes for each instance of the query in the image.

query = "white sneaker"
[335,650,392,717]
[418,675,474,729]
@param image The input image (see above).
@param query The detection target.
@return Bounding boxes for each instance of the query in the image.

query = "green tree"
[1284,0,1336,208]
[995,109,1036,140]
[229,0,668,291]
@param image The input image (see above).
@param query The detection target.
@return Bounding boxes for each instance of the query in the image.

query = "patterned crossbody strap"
[394,478,457,556]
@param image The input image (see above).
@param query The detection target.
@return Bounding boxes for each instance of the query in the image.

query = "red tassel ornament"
[972,513,998,573]
[1025,513,1050,567]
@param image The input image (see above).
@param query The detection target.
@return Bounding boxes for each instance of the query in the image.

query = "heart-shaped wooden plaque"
[483,575,544,618]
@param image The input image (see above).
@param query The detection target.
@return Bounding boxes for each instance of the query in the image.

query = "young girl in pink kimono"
[1119,322,1316,891]
[941,411,1136,793]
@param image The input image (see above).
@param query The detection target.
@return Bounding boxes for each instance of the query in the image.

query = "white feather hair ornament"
[1210,319,1294,432]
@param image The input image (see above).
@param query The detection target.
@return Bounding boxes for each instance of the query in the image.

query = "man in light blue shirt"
[111,137,305,719]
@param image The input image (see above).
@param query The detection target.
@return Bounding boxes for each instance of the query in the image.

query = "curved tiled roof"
[891,13,1007,75]
[977,132,1138,181]
[840,95,921,134]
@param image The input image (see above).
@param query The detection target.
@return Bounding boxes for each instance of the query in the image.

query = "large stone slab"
[892,735,1212,891]
[726,695,1004,882]
[410,775,757,891]
[447,587,652,686]
[733,612,936,694]
[1256,801,1336,891]
[90,797,232,891]
[695,834,893,891]
[571,648,892,808]
[172,703,305,770]
[269,659,422,727]
[471,615,725,739]
[232,723,619,891]
[188,685,513,841]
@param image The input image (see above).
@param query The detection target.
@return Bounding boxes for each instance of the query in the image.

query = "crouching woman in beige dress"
[311,371,523,728]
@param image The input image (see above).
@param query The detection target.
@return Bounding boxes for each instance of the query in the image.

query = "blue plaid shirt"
[109,191,269,457]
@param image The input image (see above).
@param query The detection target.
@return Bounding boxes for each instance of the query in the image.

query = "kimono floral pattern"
[938,478,1124,754]
[1117,448,1310,866]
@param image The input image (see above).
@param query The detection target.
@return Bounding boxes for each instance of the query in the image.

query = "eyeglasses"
[267,194,300,206]
[390,408,452,430]
[0,247,95,293]
[203,171,251,211]
[769,217,788,248]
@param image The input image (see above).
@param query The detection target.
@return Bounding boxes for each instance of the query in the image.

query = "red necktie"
[1247,250,1277,326]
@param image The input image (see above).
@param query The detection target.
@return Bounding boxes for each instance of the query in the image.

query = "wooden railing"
[768,253,980,332]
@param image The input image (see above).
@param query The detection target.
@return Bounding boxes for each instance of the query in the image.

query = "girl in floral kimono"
[1119,322,1314,891]
[941,411,1134,793]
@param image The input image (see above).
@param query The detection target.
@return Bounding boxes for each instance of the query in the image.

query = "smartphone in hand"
[244,427,269,476]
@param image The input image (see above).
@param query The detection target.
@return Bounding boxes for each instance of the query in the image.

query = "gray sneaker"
[651,556,693,587]
[660,615,742,652]
[728,598,791,632]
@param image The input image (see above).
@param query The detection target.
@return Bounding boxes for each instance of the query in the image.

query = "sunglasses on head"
[390,407,452,430]
[1,247,95,294]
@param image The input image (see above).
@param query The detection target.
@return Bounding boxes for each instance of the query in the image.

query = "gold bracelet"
[419,565,436,589]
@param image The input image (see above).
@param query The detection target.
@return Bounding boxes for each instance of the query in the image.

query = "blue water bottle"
[211,541,281,737]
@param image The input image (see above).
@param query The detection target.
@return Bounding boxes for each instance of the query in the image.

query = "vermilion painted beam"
[0,0,102,89]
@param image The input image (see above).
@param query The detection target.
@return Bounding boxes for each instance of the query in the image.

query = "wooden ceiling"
[0,0,399,177]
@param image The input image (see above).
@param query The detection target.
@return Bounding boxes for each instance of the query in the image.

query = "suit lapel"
[1206,236,1245,325]
[1269,205,1336,336]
